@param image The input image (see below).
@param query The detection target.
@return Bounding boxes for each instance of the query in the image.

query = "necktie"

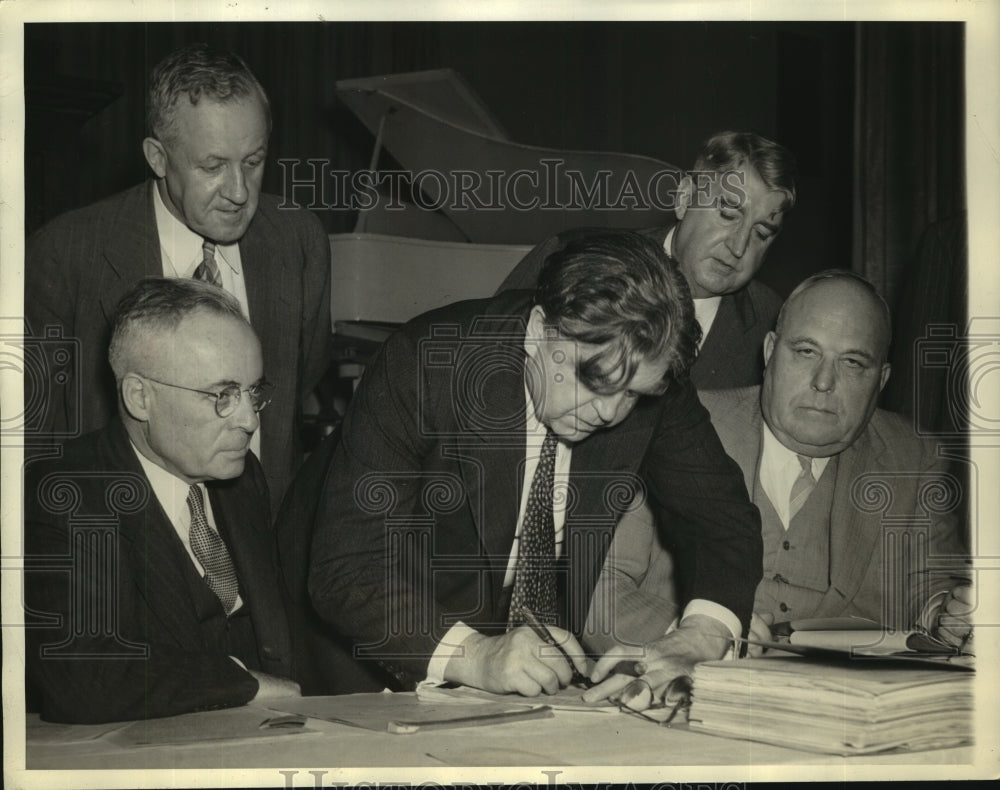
[508,430,559,629]
[788,454,817,522]
[193,239,222,287]
[186,484,240,615]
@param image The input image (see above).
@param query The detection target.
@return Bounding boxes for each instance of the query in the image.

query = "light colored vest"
[753,456,839,622]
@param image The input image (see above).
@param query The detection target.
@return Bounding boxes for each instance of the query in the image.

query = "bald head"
[762,271,892,457]
[776,271,891,362]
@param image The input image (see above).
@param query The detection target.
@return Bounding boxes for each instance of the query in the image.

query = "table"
[16,693,979,785]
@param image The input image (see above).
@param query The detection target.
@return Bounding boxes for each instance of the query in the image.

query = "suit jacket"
[495,222,783,389]
[273,426,394,695]
[24,418,296,724]
[25,181,332,510]
[307,291,762,689]
[593,387,968,647]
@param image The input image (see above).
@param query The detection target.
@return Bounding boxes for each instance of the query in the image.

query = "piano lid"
[337,69,678,246]
[337,68,510,143]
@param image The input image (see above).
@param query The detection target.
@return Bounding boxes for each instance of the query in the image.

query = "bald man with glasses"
[24,277,301,724]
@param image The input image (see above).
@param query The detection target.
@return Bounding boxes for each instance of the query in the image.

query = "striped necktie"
[187,484,240,615]
[508,430,559,629]
[193,239,222,287]
[788,454,817,522]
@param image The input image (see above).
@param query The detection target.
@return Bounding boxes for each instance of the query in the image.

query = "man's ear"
[879,363,891,392]
[142,137,168,178]
[763,331,777,366]
[525,305,547,344]
[674,175,693,221]
[121,374,152,422]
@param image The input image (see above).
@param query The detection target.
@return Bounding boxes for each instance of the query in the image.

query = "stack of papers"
[769,616,960,657]
[688,657,974,755]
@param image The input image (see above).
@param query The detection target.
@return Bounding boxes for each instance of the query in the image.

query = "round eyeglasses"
[142,376,274,418]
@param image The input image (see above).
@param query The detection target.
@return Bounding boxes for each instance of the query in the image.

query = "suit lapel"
[456,348,527,566]
[816,427,886,615]
[209,478,293,668]
[98,181,164,324]
[104,420,205,648]
[562,405,654,633]
[240,205,295,377]
[697,292,761,379]
[719,390,765,495]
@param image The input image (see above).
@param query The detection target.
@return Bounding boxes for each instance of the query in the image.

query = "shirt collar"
[663,224,676,260]
[130,439,198,529]
[761,420,831,479]
[524,382,547,439]
[151,180,242,277]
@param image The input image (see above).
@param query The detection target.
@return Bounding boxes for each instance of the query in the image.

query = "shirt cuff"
[425,622,479,683]
[680,599,741,659]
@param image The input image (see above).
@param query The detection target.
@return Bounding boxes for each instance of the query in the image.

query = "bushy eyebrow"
[720,199,782,232]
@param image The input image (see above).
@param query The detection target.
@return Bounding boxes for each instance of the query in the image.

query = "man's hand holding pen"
[442,611,734,704]
[444,623,591,697]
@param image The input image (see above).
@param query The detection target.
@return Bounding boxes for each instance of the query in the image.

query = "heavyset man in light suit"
[25,43,331,512]
[584,271,973,710]
[25,278,301,724]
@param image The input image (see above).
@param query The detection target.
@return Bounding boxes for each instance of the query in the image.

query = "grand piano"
[328,68,678,381]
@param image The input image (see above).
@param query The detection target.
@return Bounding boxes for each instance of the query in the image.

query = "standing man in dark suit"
[25,278,300,724]
[309,232,762,696]
[584,271,972,710]
[25,43,331,511]
[497,131,796,390]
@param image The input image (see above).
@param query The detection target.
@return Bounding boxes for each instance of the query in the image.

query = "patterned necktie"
[788,454,817,522]
[508,430,559,629]
[186,484,240,615]
[193,239,222,287]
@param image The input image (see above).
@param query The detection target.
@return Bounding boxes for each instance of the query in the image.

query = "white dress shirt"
[758,423,830,530]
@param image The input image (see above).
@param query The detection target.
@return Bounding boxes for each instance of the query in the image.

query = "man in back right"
[498,130,797,390]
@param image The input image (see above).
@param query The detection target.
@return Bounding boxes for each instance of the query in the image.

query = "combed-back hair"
[693,130,798,211]
[534,231,700,392]
[108,277,248,382]
[147,42,271,143]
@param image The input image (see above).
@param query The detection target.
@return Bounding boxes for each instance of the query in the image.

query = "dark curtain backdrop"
[853,23,967,429]
[853,22,966,309]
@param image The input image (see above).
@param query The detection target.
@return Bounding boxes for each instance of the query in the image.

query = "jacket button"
[779,602,789,612]
[782,540,790,550]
